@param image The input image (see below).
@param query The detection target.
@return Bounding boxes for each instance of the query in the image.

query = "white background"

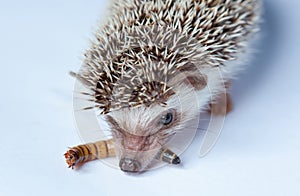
[0,0,299,195]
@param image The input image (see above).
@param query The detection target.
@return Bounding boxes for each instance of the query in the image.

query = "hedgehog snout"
[119,157,141,173]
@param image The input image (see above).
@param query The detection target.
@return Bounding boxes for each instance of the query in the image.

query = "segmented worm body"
[64,139,115,169]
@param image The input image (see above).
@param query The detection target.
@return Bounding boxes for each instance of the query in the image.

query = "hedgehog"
[70,0,261,173]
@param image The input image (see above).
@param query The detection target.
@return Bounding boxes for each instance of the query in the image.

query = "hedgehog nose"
[119,158,141,173]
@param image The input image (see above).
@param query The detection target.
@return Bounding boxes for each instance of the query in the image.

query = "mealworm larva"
[64,139,180,169]
[64,139,115,169]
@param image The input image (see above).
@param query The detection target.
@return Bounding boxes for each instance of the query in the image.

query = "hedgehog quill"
[65,0,261,173]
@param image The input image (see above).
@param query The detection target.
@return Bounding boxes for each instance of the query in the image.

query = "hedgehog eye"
[160,112,173,125]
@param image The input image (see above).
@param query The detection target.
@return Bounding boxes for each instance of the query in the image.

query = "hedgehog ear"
[177,63,208,90]
[184,73,207,90]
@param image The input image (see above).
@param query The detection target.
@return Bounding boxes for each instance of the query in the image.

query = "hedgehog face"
[105,105,177,172]
[105,77,208,172]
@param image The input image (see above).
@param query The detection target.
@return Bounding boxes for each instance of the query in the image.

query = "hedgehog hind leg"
[209,81,233,116]
[210,92,233,116]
